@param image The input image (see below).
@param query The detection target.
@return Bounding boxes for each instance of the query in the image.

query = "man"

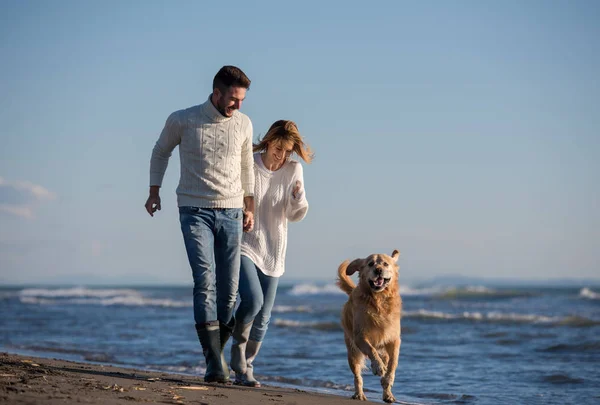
[145,66,255,383]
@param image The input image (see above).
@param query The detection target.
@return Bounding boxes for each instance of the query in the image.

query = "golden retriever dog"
[337,250,402,403]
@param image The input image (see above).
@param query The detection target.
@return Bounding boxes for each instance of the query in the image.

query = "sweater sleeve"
[241,119,255,197]
[149,112,182,187]
[285,162,309,222]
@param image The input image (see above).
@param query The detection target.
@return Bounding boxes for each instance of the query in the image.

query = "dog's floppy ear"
[391,250,400,262]
[346,258,364,276]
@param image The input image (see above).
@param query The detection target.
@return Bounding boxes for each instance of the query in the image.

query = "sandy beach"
[0,352,364,405]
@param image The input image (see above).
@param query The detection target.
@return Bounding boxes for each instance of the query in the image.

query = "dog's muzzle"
[369,276,391,292]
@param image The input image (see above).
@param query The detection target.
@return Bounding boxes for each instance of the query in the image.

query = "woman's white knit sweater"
[241,153,309,278]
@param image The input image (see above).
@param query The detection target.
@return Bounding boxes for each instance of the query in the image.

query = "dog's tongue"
[374,277,384,287]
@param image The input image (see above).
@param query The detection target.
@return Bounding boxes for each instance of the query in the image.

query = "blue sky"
[1,1,598,285]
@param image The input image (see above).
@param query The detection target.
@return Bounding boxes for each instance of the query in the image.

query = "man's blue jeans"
[235,255,280,342]
[179,207,242,325]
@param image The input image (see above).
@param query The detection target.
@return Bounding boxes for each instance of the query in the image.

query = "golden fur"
[336,250,402,403]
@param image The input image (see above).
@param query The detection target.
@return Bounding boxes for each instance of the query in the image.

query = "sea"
[1,282,599,404]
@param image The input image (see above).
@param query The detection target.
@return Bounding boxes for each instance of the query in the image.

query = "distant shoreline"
[1,277,599,288]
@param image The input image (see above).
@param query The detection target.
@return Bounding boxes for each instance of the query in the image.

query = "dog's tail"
[336,260,355,296]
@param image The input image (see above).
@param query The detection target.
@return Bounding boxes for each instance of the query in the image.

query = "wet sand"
[0,352,368,404]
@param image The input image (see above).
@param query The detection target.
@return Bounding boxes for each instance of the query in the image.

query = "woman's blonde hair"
[253,120,314,164]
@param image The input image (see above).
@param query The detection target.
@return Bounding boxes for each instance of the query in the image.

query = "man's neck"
[209,93,226,117]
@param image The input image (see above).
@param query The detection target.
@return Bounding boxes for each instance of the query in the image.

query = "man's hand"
[145,186,161,217]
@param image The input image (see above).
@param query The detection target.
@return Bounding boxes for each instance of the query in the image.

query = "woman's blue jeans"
[235,255,279,342]
[179,206,242,326]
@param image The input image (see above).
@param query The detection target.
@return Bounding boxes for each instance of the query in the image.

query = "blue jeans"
[179,207,242,325]
[235,255,280,342]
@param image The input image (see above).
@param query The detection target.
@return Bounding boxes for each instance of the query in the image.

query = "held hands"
[243,195,255,232]
[292,180,303,200]
[243,210,254,232]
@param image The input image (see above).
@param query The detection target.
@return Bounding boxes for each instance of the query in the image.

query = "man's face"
[214,86,246,117]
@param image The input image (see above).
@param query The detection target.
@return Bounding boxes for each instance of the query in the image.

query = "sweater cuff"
[149,173,165,187]
[293,189,305,201]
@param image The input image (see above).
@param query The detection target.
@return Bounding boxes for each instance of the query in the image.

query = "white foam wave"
[272,318,341,331]
[20,296,191,308]
[403,309,558,324]
[19,297,57,305]
[273,319,305,327]
[19,287,142,299]
[399,285,444,296]
[287,284,345,295]
[579,287,600,300]
[287,283,441,296]
[18,287,190,308]
[272,305,313,313]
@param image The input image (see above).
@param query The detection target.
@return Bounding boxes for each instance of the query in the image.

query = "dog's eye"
[383,262,388,267]
[368,261,374,267]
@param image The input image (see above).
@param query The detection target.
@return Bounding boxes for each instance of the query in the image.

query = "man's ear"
[346,258,364,276]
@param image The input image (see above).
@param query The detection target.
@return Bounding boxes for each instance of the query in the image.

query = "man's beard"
[216,99,233,117]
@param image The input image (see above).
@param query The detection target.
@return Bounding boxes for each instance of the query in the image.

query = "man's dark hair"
[213,65,251,92]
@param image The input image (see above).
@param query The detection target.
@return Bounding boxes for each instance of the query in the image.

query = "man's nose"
[234,100,242,110]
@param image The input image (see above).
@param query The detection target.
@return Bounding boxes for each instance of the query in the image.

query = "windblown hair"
[212,65,251,92]
[254,120,314,164]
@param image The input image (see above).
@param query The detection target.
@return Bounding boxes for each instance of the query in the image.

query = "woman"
[230,120,313,387]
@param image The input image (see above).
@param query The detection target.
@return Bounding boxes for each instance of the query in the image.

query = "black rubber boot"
[218,320,234,381]
[195,321,228,383]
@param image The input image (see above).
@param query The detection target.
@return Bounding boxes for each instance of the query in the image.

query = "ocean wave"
[8,344,118,363]
[271,305,313,313]
[433,286,534,300]
[539,341,600,353]
[413,393,477,402]
[542,374,584,384]
[403,309,599,327]
[259,374,356,392]
[579,287,600,300]
[286,284,346,296]
[272,318,342,332]
[19,287,142,298]
[556,315,600,327]
[285,283,537,300]
[286,283,461,297]
[18,287,190,308]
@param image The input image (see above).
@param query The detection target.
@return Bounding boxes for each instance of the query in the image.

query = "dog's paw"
[352,392,367,401]
[383,392,396,403]
[371,360,387,376]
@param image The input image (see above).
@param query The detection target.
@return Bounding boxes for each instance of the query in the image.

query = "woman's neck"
[261,152,284,171]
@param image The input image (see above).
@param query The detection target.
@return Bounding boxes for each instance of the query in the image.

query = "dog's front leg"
[381,338,400,403]
[354,334,386,377]
[347,346,367,401]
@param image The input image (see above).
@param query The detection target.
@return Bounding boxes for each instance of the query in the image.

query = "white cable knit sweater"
[241,153,309,278]
[149,96,254,208]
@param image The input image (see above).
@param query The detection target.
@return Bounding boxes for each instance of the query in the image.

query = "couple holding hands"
[145,65,313,387]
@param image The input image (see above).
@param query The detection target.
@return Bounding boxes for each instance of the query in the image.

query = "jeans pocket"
[179,206,200,214]
[222,208,242,221]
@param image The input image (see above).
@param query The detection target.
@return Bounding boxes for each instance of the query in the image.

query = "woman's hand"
[292,180,303,200]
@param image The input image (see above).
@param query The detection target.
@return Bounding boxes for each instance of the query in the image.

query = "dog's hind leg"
[347,345,367,401]
[381,338,400,403]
